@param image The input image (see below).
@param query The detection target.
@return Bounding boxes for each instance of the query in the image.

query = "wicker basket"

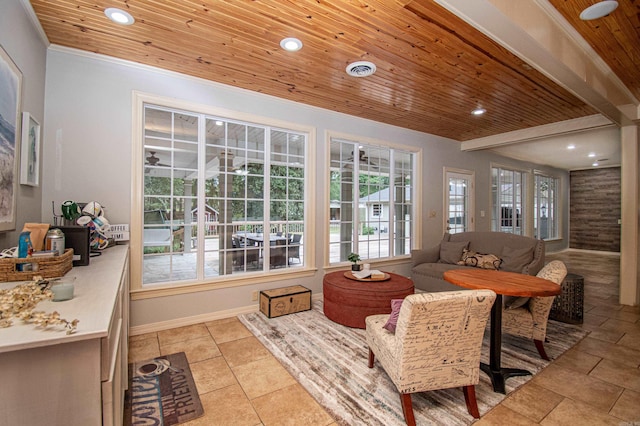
[0,248,73,282]
[549,272,584,324]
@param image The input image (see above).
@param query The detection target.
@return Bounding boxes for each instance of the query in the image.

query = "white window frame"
[130,92,316,298]
[534,171,561,241]
[325,131,420,267]
[491,164,527,235]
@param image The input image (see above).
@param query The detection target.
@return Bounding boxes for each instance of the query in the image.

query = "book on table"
[352,269,385,280]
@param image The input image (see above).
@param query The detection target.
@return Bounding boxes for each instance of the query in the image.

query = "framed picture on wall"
[0,44,22,232]
[20,112,40,187]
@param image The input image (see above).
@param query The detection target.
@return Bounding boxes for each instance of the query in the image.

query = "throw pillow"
[383,299,404,333]
[438,241,470,264]
[457,249,502,270]
[500,246,533,272]
[504,296,530,310]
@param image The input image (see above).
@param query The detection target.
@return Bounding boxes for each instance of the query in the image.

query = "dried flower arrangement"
[0,278,79,334]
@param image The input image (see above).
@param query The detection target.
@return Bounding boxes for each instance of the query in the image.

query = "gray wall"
[0,1,47,249]
[1,1,570,329]
[40,47,569,329]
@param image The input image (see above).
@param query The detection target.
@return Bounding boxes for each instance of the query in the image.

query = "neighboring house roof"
[359,186,411,204]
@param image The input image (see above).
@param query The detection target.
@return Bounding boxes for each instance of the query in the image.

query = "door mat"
[124,352,204,426]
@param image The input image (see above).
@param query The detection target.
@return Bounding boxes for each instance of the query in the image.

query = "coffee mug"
[91,231,109,250]
[93,215,110,232]
[82,201,103,218]
[61,201,81,221]
[76,215,92,226]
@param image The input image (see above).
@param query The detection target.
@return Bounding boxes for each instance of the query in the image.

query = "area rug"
[239,300,588,425]
[124,352,204,426]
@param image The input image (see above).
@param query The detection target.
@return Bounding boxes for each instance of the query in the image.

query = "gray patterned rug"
[239,299,588,425]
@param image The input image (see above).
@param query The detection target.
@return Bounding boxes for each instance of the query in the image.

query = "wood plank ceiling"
[29,0,636,142]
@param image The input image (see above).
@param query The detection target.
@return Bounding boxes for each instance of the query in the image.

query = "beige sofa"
[411,231,545,292]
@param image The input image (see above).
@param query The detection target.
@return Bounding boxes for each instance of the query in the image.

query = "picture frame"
[20,112,40,187]
[0,44,22,232]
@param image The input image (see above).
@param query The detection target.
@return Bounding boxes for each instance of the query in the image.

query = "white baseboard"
[129,292,324,336]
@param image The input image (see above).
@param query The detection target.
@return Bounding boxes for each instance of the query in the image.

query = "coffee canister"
[46,228,65,256]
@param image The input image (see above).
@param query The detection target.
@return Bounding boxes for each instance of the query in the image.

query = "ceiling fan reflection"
[146,151,170,167]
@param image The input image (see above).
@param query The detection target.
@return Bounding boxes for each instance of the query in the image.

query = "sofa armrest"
[411,245,440,268]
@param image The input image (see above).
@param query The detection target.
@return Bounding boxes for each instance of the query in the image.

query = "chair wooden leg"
[368,348,375,368]
[534,339,550,360]
[463,385,480,418]
[400,393,416,426]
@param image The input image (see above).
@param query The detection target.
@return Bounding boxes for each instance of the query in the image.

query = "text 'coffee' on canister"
[46,228,65,256]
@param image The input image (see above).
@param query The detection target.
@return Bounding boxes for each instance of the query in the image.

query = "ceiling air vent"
[346,61,377,77]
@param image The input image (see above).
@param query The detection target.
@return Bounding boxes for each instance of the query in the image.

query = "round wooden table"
[323,270,414,328]
[444,268,561,394]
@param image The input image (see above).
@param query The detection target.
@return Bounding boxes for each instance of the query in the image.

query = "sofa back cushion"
[438,240,469,264]
[442,231,541,274]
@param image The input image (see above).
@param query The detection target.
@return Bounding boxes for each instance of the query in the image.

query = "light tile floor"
[128,250,640,425]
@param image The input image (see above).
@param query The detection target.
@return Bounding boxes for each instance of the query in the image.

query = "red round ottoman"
[323,270,414,328]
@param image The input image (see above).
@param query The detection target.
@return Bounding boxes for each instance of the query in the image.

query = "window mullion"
[263,128,271,268]
[352,143,360,255]
[196,114,206,280]
[389,149,395,257]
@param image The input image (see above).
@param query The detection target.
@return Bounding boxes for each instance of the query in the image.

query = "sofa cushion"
[458,249,502,270]
[438,240,469,264]
[501,246,534,273]
[383,299,404,333]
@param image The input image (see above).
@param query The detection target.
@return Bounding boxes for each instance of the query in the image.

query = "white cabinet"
[0,245,130,426]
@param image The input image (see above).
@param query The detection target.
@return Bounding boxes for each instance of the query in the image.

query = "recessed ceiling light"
[215,120,224,126]
[580,1,618,20]
[346,61,377,77]
[588,152,596,157]
[567,144,576,150]
[280,38,303,52]
[592,162,599,167]
[471,108,486,116]
[104,7,135,25]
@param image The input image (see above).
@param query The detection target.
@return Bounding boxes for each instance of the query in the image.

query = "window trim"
[533,170,562,241]
[131,91,317,298]
[323,130,422,269]
[490,162,529,235]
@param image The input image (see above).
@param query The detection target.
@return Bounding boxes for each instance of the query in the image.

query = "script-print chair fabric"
[502,260,567,360]
[366,290,496,425]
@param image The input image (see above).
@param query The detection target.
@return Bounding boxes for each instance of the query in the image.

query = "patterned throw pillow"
[383,299,404,333]
[457,249,502,270]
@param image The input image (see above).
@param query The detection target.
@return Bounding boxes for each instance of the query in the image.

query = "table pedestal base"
[480,362,531,394]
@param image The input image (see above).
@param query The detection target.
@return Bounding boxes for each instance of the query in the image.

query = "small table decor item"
[344,270,390,281]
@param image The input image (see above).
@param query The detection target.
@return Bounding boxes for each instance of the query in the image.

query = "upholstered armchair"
[365,290,496,425]
[502,260,567,360]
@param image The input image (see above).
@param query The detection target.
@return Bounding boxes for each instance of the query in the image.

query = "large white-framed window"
[534,172,559,240]
[132,93,313,291]
[328,134,416,264]
[491,165,525,235]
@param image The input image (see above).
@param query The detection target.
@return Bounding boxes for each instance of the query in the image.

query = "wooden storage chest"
[260,285,311,318]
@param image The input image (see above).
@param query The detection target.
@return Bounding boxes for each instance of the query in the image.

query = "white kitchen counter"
[0,244,130,426]
[0,244,129,353]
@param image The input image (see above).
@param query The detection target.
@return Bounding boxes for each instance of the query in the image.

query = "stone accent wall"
[570,167,621,252]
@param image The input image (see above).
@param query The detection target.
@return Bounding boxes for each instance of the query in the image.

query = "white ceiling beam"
[461,114,614,151]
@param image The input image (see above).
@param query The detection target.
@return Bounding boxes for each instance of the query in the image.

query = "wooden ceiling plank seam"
[31,0,626,141]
